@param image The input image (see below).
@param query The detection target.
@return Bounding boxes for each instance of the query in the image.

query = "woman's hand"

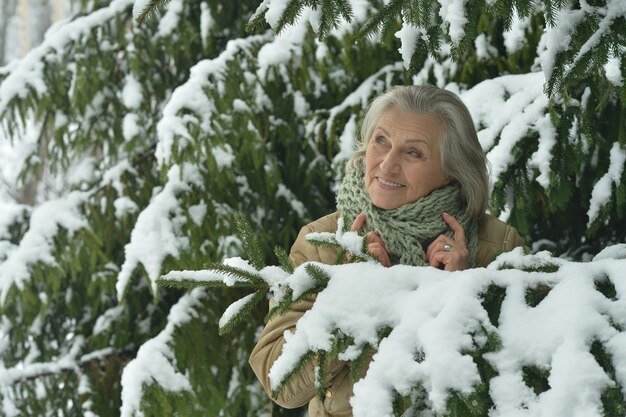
[426,212,469,271]
[351,213,392,267]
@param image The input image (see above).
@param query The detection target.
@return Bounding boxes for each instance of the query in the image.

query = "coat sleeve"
[248,223,347,408]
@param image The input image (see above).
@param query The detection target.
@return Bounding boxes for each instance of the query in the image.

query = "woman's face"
[364,107,450,210]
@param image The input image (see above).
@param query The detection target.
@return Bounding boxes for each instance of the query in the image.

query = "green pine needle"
[233,212,265,270]
[218,290,266,335]
[274,245,295,274]
[305,264,331,288]
[204,262,266,287]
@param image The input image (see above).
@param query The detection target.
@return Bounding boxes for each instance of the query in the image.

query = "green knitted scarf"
[336,166,478,267]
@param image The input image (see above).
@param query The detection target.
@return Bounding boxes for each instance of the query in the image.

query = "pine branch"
[156,276,245,290]
[305,263,331,288]
[205,262,267,285]
[272,350,317,398]
[134,0,171,24]
[265,291,294,323]
[233,212,265,270]
[274,245,295,274]
[246,0,271,33]
[218,290,266,335]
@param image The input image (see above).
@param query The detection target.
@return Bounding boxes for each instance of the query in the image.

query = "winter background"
[0,0,625,416]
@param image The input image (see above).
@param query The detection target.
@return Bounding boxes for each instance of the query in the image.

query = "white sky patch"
[120,288,204,417]
[587,143,626,226]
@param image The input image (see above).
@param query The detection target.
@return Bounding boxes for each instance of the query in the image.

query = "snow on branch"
[0,192,88,305]
[119,288,205,417]
[0,0,134,116]
[0,343,121,387]
[115,164,204,301]
[158,212,626,416]
[460,72,548,184]
[587,142,626,227]
[155,33,273,167]
[268,250,626,417]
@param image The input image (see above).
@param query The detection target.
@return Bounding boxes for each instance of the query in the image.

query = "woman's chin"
[370,196,402,210]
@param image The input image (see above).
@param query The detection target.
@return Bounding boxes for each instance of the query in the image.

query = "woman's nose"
[380,151,401,174]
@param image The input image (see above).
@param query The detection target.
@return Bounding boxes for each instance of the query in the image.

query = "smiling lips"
[376,177,404,188]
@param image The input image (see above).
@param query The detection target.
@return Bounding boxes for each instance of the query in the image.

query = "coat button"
[325,388,333,398]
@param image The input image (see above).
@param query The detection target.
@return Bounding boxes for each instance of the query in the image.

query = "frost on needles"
[157,214,626,417]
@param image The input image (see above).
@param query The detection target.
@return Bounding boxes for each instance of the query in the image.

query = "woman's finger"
[442,212,466,244]
[425,235,453,260]
[351,212,366,232]
[365,232,391,267]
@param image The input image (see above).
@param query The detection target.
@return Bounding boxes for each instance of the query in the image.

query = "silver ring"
[443,243,453,252]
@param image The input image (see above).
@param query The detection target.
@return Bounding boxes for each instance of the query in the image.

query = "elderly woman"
[249,85,524,417]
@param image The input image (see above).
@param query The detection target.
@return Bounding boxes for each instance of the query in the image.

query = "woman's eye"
[375,136,386,145]
[408,150,423,158]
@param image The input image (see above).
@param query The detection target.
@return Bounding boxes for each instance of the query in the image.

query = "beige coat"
[249,212,524,417]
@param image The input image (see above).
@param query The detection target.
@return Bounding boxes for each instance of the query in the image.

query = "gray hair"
[347,85,489,219]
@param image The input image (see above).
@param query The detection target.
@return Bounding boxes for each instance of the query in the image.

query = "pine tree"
[0,0,624,416]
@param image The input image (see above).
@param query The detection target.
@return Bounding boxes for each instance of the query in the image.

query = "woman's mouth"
[376,177,404,188]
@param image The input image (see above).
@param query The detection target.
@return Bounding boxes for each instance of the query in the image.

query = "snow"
[120,288,204,417]
[157,0,184,37]
[503,11,530,54]
[0,192,88,305]
[593,244,626,261]
[115,164,203,300]
[160,210,626,416]
[0,0,134,115]
[155,33,272,167]
[114,196,138,218]
[438,0,468,45]
[211,144,235,169]
[461,72,548,183]
[219,293,256,329]
[122,113,140,141]
[587,143,626,226]
[528,114,557,189]
[200,2,214,49]
[332,113,358,171]
[604,55,623,86]
[395,21,420,69]
[276,184,308,218]
[121,75,142,109]
[536,8,584,82]
[188,201,207,226]
[264,253,625,417]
